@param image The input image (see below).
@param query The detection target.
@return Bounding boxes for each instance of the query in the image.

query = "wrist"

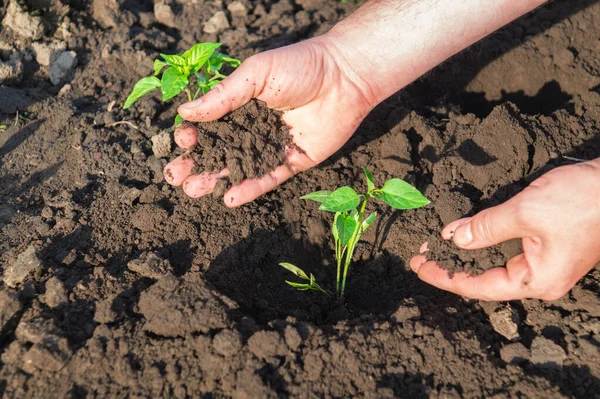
[320,0,549,105]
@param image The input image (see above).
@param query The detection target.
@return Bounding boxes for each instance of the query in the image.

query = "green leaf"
[207,80,220,90]
[194,71,207,85]
[160,53,185,67]
[361,211,377,233]
[174,114,184,127]
[279,263,309,281]
[286,281,311,290]
[208,52,242,73]
[335,213,358,246]
[183,42,222,71]
[319,186,361,212]
[208,53,225,73]
[376,179,430,209]
[123,76,161,109]
[154,59,169,76]
[161,67,189,101]
[300,190,332,204]
[363,167,375,193]
[219,53,241,68]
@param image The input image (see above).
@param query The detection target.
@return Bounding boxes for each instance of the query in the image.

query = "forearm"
[323,0,548,105]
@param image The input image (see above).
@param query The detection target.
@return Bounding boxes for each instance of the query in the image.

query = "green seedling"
[0,124,6,131]
[279,263,328,295]
[123,42,241,126]
[279,168,430,297]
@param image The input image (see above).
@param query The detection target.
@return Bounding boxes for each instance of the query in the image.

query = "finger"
[413,253,533,301]
[183,169,230,198]
[164,155,195,186]
[451,198,523,250]
[410,254,428,272]
[174,122,198,149]
[178,57,263,122]
[223,164,295,207]
[222,145,314,207]
[441,218,471,240]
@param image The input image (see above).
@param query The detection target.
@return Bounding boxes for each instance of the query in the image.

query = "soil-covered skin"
[187,99,291,198]
[1,0,600,398]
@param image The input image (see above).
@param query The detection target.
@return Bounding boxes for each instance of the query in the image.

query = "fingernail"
[179,99,202,111]
[454,222,473,246]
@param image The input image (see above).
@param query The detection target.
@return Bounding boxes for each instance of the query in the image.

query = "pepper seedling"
[279,168,430,297]
[123,42,241,126]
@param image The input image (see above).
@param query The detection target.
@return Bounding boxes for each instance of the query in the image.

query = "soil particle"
[212,329,243,357]
[131,204,168,232]
[488,307,520,341]
[31,41,67,67]
[16,317,61,344]
[41,277,68,308]
[190,99,291,196]
[228,1,248,17]
[150,132,172,159]
[0,55,24,85]
[93,297,117,324]
[284,325,303,351]
[22,336,72,372]
[3,0,47,40]
[234,369,278,399]
[127,252,173,279]
[119,187,142,205]
[500,342,530,365]
[391,301,422,322]
[204,11,230,34]
[48,51,78,85]
[0,292,22,335]
[3,246,43,288]
[530,337,568,369]
[247,330,288,359]
[138,274,231,337]
[153,1,177,28]
[138,185,165,204]
[424,235,522,276]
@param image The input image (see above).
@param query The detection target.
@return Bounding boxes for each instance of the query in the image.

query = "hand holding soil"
[164,37,376,207]
[411,159,600,301]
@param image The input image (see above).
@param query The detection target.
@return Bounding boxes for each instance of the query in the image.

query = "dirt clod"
[127,252,173,279]
[4,246,43,288]
[190,99,291,194]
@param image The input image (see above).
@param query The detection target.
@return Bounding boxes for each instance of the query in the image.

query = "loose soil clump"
[189,99,292,197]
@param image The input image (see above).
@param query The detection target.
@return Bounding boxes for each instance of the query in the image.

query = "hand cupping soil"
[423,235,523,276]
[185,99,292,198]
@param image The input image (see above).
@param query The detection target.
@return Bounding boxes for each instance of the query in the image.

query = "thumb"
[178,56,265,122]
[452,197,524,249]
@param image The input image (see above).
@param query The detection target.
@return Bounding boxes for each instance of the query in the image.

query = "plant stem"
[336,240,342,294]
[340,195,370,296]
[184,88,193,102]
[193,86,202,100]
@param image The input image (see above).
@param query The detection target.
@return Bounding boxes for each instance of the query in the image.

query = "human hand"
[163,36,377,207]
[410,159,600,301]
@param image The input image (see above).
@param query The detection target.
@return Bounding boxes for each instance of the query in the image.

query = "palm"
[165,38,375,206]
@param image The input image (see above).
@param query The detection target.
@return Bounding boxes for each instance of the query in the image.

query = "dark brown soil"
[426,236,523,276]
[1,0,600,398]
[189,99,291,197]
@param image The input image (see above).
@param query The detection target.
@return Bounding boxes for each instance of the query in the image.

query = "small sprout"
[279,263,328,295]
[280,167,430,297]
[123,42,241,126]
[0,124,7,131]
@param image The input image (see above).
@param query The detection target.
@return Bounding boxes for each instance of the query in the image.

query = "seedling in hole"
[279,168,430,297]
[123,42,241,126]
